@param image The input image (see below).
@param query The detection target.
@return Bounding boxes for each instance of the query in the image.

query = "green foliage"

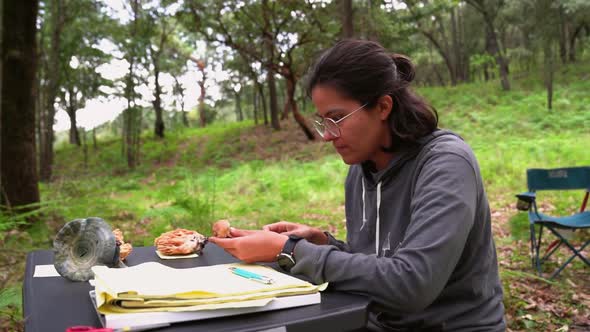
[0,287,21,310]
[0,287,22,329]
[0,202,50,232]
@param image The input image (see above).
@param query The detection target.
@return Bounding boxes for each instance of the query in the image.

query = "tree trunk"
[420,30,456,86]
[81,128,87,169]
[197,60,207,127]
[451,8,469,82]
[281,86,290,120]
[485,23,510,91]
[67,105,80,146]
[262,0,280,130]
[39,0,64,181]
[569,24,584,62]
[92,127,97,150]
[558,7,568,64]
[285,74,314,140]
[341,0,353,38]
[267,68,280,130]
[1,0,40,210]
[152,61,165,138]
[124,0,139,170]
[450,9,460,83]
[35,52,43,173]
[173,75,189,127]
[257,82,268,126]
[544,41,554,111]
[234,91,243,121]
[253,87,258,125]
[66,87,80,146]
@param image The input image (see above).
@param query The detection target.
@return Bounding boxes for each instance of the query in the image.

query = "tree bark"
[172,75,189,127]
[543,36,554,111]
[82,128,87,168]
[1,0,40,210]
[124,0,140,170]
[257,82,268,126]
[341,0,353,38]
[152,59,165,138]
[253,86,258,125]
[485,23,510,91]
[420,29,455,86]
[451,8,469,82]
[67,106,80,146]
[262,0,280,130]
[234,90,243,121]
[67,89,81,146]
[266,68,280,130]
[39,0,65,181]
[197,60,207,127]
[92,127,97,150]
[558,6,568,64]
[544,41,554,111]
[569,24,584,62]
[284,70,314,140]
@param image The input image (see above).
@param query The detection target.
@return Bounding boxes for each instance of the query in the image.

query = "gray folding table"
[23,244,369,332]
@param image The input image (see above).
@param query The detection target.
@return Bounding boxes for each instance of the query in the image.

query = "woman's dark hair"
[306,39,438,151]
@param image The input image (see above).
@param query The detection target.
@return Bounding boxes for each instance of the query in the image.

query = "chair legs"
[546,227,590,279]
[530,224,545,275]
[531,224,590,279]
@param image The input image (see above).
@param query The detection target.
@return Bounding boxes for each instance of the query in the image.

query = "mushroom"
[212,220,231,238]
[113,228,133,261]
[154,229,207,255]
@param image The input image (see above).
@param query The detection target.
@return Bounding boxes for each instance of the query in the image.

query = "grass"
[1,61,590,331]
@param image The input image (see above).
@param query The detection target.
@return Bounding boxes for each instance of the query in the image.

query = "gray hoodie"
[291,130,506,331]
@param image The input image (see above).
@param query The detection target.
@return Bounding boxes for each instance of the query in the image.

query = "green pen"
[229,266,275,284]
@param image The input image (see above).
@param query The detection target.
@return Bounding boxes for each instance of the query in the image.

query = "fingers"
[207,237,236,249]
[263,221,295,233]
[230,228,257,237]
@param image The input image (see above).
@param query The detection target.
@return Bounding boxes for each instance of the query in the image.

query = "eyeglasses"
[313,102,368,138]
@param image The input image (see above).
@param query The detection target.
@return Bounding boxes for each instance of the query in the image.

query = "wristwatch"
[277,235,303,272]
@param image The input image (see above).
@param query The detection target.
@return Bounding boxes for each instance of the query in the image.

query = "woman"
[210,39,506,331]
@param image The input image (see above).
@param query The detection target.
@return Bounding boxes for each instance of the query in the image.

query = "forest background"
[1,0,589,331]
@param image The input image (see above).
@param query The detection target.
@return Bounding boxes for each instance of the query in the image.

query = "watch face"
[277,253,295,271]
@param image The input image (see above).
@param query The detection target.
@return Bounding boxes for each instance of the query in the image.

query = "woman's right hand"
[263,221,328,245]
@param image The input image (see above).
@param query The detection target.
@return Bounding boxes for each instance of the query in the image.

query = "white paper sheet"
[33,264,60,277]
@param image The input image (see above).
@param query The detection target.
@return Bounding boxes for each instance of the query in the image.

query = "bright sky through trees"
[54,0,228,131]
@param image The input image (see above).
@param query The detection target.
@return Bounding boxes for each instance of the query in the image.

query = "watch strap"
[282,235,302,256]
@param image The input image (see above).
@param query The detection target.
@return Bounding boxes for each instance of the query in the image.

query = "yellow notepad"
[92,262,327,313]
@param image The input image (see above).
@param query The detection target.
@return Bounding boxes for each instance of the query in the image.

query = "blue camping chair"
[516,167,590,279]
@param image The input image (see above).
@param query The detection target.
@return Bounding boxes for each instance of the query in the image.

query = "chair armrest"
[516,192,536,211]
[516,192,536,202]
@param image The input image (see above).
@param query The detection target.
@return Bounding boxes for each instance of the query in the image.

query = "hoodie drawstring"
[376,181,382,255]
[361,178,367,227]
[361,178,383,255]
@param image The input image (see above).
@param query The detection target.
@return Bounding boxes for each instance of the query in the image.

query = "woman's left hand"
[208,228,288,263]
